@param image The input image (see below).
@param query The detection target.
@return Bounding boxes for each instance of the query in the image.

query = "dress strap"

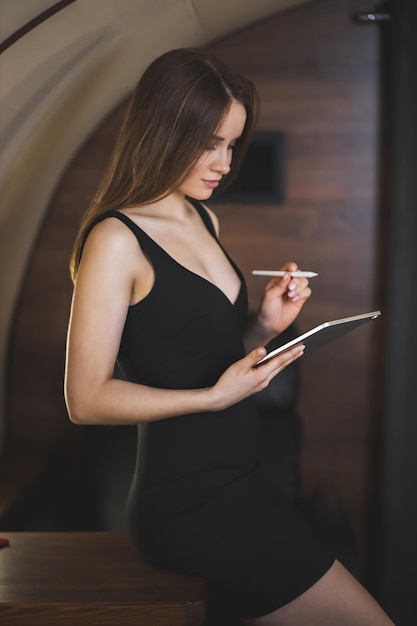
[81,210,158,255]
[187,199,218,239]
[81,202,217,262]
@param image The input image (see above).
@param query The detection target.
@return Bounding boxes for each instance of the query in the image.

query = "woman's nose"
[213,151,231,175]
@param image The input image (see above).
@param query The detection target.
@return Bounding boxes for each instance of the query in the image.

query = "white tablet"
[254,310,381,367]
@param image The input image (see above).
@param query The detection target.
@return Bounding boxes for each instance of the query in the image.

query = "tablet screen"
[254,311,381,367]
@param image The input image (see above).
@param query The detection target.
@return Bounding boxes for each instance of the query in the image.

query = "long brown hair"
[70,47,259,280]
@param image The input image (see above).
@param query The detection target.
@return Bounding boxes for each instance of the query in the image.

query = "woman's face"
[178,100,247,200]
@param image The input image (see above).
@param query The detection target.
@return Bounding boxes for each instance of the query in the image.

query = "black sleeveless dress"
[87,201,334,619]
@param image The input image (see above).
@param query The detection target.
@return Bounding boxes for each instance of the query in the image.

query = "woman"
[65,48,394,625]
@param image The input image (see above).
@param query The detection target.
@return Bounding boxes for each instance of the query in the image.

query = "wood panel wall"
[7,0,383,568]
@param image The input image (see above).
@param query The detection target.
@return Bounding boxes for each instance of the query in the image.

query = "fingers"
[282,262,312,301]
[249,344,304,375]
[265,263,311,303]
[287,277,309,302]
[214,345,304,410]
[265,275,309,303]
[256,351,302,389]
[269,344,305,371]
[246,347,268,368]
[289,282,311,304]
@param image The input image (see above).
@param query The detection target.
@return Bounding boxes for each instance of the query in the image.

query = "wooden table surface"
[0,532,207,625]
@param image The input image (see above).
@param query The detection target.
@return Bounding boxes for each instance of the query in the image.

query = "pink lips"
[203,179,220,189]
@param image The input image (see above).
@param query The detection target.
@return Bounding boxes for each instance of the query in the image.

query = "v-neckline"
[113,208,243,307]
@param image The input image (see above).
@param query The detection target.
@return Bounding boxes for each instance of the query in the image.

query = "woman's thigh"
[242,560,395,626]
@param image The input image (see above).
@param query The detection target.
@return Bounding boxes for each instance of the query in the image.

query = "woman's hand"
[251,261,312,345]
[210,343,305,411]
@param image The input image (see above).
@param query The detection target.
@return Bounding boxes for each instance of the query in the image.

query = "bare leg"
[242,560,395,626]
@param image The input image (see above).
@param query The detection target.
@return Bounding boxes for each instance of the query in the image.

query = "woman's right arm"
[64,218,304,426]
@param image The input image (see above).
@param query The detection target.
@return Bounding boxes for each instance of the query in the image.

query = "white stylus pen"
[252,270,318,278]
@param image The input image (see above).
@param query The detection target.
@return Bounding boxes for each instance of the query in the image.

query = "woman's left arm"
[243,261,312,353]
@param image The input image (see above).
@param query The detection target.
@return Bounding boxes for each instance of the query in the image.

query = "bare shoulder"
[82,215,143,263]
[76,216,150,300]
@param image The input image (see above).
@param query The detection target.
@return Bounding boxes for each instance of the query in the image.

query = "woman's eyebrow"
[212,134,241,142]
